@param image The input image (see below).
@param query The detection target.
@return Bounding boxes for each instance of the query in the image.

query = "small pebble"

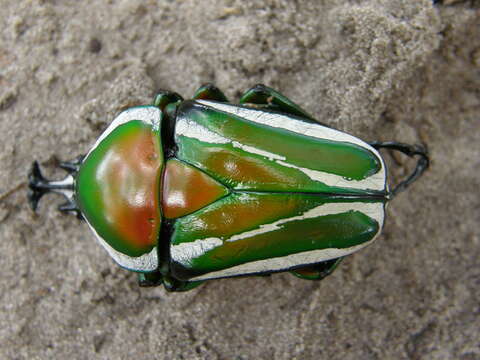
[89,38,102,54]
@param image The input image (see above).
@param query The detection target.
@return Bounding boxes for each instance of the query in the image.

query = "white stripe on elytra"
[171,201,384,279]
[276,160,385,191]
[190,241,374,281]
[181,101,387,191]
[225,201,383,242]
[198,100,377,150]
[175,118,286,161]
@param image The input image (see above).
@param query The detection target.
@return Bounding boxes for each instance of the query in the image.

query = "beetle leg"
[152,91,183,155]
[58,155,85,174]
[162,275,204,292]
[239,84,316,122]
[58,200,83,219]
[290,257,344,281]
[193,83,229,102]
[28,160,83,219]
[139,272,203,291]
[369,141,430,198]
[138,271,163,287]
[152,90,183,111]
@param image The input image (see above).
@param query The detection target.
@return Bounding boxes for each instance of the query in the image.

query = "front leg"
[153,90,183,110]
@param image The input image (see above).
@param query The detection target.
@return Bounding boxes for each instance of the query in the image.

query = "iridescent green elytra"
[28,84,429,292]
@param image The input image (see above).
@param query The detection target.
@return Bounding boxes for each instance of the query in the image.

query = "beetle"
[28,84,429,291]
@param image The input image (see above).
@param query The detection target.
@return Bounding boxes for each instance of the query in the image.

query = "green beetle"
[28,84,429,291]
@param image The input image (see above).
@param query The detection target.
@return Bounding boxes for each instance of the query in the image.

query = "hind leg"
[239,84,315,122]
[193,84,228,102]
[290,257,344,281]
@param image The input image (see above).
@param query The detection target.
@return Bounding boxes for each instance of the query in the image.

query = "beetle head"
[27,156,84,218]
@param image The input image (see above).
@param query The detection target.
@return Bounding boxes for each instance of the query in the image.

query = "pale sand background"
[0,1,479,359]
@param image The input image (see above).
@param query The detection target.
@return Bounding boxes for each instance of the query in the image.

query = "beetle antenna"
[27,157,84,219]
[369,141,430,198]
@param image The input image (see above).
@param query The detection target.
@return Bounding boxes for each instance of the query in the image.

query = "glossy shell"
[170,100,387,281]
[76,107,163,272]
[74,99,387,279]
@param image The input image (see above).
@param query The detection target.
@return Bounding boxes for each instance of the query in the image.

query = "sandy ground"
[0,1,479,359]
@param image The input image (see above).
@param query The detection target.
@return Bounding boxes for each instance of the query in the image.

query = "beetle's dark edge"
[161,103,179,159]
